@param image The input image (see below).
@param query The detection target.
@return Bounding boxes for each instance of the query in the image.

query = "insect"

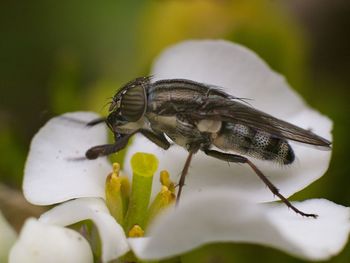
[85,76,331,218]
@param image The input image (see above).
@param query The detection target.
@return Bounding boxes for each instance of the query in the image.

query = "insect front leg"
[86,117,106,126]
[86,129,170,160]
[203,149,318,218]
[139,129,171,150]
[85,134,131,159]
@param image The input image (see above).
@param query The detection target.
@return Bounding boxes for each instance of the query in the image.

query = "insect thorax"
[147,79,227,114]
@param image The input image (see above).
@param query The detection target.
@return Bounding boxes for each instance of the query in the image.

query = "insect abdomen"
[214,123,295,165]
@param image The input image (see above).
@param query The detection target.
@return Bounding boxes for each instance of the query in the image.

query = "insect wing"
[188,98,331,148]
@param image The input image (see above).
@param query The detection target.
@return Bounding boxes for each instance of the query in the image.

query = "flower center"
[105,152,176,236]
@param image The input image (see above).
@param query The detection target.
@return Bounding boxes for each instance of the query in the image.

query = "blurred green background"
[0,0,349,262]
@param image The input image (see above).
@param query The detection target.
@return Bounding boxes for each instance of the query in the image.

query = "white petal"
[152,40,304,118]
[129,191,350,261]
[23,112,112,205]
[0,211,17,262]
[39,198,129,262]
[9,218,93,263]
[125,40,332,202]
[268,109,332,198]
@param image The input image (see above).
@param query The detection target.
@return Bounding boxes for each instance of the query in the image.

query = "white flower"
[23,111,111,205]
[129,193,350,261]
[39,197,129,261]
[0,210,17,262]
[21,112,129,262]
[18,40,349,262]
[9,218,93,263]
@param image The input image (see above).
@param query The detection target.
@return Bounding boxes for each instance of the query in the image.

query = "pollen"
[128,224,145,238]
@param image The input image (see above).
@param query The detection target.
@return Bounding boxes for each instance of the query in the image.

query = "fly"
[85,77,331,218]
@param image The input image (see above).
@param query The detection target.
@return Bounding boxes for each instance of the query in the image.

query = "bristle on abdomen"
[214,123,295,165]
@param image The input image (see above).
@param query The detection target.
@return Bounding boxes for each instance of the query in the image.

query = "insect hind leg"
[203,149,317,218]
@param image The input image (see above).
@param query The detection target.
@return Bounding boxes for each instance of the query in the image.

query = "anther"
[128,225,144,238]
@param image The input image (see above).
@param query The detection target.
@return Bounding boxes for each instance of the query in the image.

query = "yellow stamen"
[112,162,120,176]
[128,224,144,238]
[105,162,129,225]
[160,170,176,193]
[144,184,175,229]
[106,173,121,193]
[160,186,175,204]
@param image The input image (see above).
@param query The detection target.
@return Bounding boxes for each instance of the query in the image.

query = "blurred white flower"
[39,197,129,262]
[9,218,93,263]
[19,40,350,262]
[130,193,350,261]
[0,210,17,262]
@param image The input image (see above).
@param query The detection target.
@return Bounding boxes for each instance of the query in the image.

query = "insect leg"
[204,149,317,218]
[85,134,131,160]
[176,151,195,205]
[139,129,171,150]
[86,118,106,127]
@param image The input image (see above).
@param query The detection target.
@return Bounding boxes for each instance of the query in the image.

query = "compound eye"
[120,85,147,122]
